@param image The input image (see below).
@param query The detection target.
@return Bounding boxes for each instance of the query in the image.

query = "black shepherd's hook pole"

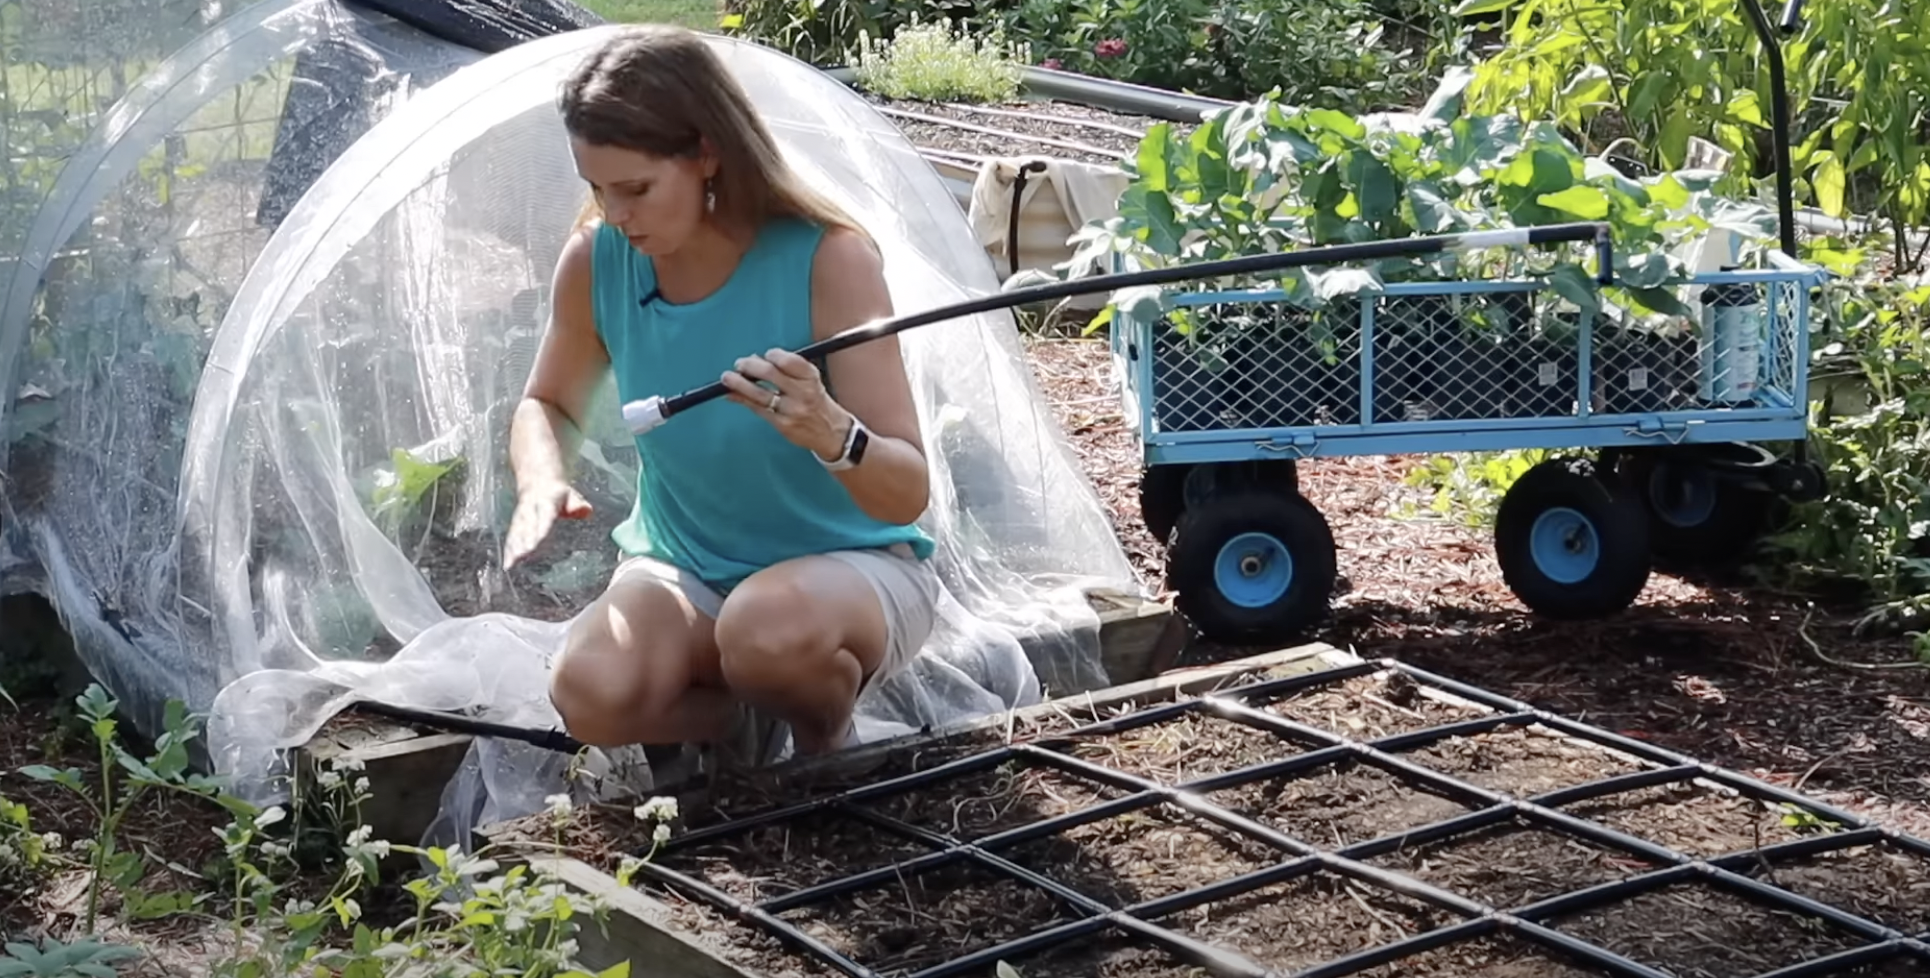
[1739,0,1806,258]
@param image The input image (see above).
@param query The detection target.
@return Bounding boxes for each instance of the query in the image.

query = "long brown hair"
[559,25,867,242]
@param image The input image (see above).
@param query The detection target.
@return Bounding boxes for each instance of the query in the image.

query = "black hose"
[624,221,1614,433]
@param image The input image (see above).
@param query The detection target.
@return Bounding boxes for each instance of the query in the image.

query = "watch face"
[849,425,869,464]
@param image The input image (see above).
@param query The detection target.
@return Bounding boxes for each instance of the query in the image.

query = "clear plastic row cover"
[185,26,1142,817]
[0,0,481,739]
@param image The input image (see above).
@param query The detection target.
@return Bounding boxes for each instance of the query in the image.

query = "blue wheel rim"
[1647,462,1716,528]
[1529,507,1600,584]
[1214,531,1294,608]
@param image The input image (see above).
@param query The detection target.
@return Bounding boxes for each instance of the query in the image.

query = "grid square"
[852,754,1130,842]
[1205,756,1474,850]
[654,807,936,906]
[1731,840,1930,939]
[1153,868,1462,975]
[774,857,1090,977]
[1256,670,1489,741]
[997,801,1287,909]
[1362,814,1665,910]
[1557,778,1843,858]
[1391,722,1651,799]
[1544,880,1888,978]
[1041,711,1310,787]
[1346,933,1619,977]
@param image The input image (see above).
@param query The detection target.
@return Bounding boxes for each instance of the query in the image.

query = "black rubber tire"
[1613,449,1775,568]
[1139,460,1300,546]
[1494,457,1652,620]
[1168,486,1336,645]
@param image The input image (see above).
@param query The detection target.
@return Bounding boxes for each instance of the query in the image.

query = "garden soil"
[514,670,1930,978]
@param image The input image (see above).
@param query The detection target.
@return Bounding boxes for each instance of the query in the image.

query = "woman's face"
[571,137,712,256]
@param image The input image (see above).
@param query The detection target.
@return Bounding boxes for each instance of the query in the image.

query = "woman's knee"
[713,576,843,687]
[549,577,706,742]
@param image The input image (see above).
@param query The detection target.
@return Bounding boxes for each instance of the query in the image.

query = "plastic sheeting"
[4,2,1143,844]
[0,0,484,737]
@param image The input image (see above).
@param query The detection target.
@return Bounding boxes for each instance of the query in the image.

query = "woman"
[501,24,940,764]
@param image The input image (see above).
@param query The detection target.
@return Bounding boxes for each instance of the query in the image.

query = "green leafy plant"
[1761,274,1930,635]
[0,937,142,978]
[17,684,223,933]
[1397,448,1550,525]
[1067,82,1778,343]
[4,681,682,978]
[852,19,1030,102]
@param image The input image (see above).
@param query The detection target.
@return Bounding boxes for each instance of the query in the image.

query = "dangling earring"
[704,177,716,214]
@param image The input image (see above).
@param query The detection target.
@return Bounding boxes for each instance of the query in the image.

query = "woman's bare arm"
[504,225,610,568]
[808,226,930,525]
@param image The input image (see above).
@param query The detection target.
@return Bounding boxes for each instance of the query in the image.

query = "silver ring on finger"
[767,391,782,413]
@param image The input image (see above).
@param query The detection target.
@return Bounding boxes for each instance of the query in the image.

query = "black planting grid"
[628,659,1930,978]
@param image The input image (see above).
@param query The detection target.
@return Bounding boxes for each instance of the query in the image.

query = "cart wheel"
[1614,449,1774,568]
[1495,457,1651,620]
[1168,487,1335,644]
[1139,461,1299,546]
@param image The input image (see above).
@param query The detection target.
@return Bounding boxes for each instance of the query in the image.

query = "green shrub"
[721,0,1462,113]
[852,19,1029,102]
[1462,0,1930,274]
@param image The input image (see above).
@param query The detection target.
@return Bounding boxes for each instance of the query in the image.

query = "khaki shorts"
[609,542,941,702]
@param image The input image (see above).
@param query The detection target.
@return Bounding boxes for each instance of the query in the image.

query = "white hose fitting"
[622,396,666,435]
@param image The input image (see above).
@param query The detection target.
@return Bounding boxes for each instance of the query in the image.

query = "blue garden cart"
[1108,0,1829,647]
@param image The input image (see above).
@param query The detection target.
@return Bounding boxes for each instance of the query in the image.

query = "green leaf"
[1537,185,1610,219]
[1453,0,1518,13]
[1728,88,1766,127]
[1132,123,1175,192]
[1544,262,1602,320]
[1622,285,1693,318]
[1812,151,1846,216]
[1406,181,1462,232]
[1560,65,1613,107]
[1627,71,1671,120]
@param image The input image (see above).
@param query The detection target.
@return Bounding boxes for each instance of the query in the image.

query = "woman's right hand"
[503,480,593,571]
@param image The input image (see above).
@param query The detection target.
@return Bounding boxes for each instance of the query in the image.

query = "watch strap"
[819,418,868,471]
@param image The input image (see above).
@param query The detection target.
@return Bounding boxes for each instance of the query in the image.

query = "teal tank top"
[589,216,935,591]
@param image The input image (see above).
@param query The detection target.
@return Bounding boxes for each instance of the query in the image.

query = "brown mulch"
[480,665,1930,978]
[1023,333,1930,851]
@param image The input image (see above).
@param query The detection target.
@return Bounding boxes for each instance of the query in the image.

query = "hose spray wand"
[353,221,1614,752]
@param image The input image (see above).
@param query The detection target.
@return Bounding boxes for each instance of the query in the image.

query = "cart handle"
[622,222,1615,435]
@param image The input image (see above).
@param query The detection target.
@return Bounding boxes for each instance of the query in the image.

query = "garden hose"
[620,222,1616,435]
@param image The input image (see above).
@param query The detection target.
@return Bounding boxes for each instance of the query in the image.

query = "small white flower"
[353,776,371,795]
[317,770,344,790]
[652,823,671,846]
[546,793,573,819]
[330,754,366,773]
[633,796,678,823]
[39,832,62,851]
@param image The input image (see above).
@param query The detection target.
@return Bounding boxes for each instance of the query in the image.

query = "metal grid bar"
[629,659,1930,978]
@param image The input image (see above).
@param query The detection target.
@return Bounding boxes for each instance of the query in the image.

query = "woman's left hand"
[721,347,852,461]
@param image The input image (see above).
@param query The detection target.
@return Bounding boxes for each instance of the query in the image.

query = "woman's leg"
[548,557,738,749]
[714,546,938,756]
